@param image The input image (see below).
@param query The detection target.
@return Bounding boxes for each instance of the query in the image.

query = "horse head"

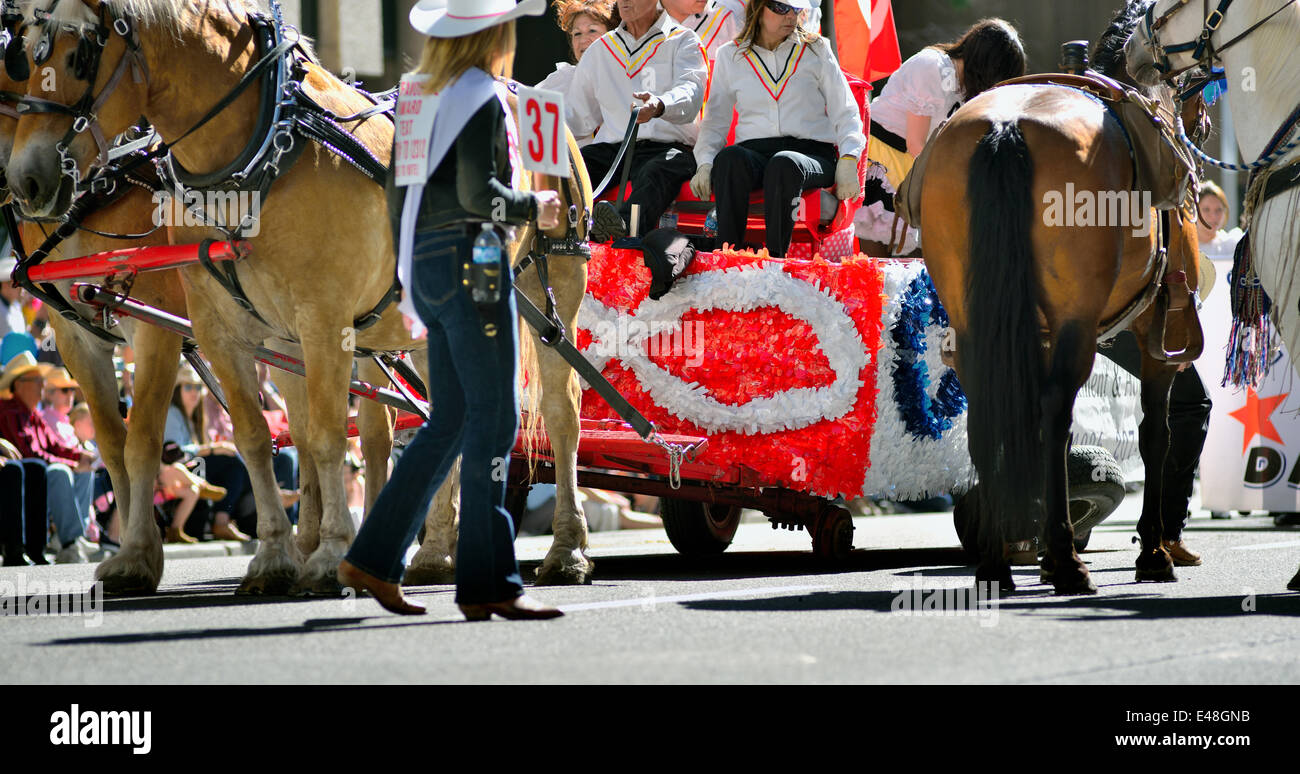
[8,0,149,218]
[1125,0,1296,87]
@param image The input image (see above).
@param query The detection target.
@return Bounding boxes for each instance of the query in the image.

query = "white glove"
[690,163,713,199]
[834,156,861,201]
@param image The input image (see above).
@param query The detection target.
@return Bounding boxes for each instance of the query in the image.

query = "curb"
[160,540,259,560]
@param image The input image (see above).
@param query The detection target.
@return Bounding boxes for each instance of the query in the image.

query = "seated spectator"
[0,352,96,563]
[567,0,707,240]
[691,0,864,257]
[69,401,118,548]
[537,0,617,148]
[41,368,81,445]
[1,256,29,339]
[164,364,251,542]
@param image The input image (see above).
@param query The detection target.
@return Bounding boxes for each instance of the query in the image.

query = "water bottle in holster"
[466,223,503,337]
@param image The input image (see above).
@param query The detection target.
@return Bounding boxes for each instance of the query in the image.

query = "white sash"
[397,69,522,335]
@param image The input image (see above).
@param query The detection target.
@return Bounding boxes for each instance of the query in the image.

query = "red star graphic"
[1228,388,1289,453]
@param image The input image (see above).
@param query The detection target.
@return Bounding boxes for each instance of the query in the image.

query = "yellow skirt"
[867,139,915,191]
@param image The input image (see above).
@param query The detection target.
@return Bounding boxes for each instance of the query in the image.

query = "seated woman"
[690,0,864,258]
[1196,180,1244,261]
[858,18,1025,252]
[163,364,251,542]
[536,0,616,147]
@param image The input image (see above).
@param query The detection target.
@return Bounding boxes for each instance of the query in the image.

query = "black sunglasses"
[768,1,796,15]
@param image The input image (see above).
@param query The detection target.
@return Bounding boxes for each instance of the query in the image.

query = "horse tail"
[963,120,1044,548]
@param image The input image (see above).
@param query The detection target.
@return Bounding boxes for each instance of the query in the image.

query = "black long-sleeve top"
[386,96,536,249]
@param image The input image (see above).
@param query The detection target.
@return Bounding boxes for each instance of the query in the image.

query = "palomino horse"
[1127,0,1300,592]
[0,30,187,581]
[405,99,596,587]
[7,0,596,592]
[919,0,1203,593]
[8,0,412,595]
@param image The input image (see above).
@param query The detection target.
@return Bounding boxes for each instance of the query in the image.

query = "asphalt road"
[4,493,1300,684]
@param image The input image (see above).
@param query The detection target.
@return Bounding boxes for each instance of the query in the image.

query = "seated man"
[567,0,707,240]
[0,353,95,563]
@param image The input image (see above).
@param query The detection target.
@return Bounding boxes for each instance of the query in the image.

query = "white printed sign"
[1071,355,1145,481]
[516,85,569,178]
[1198,258,1300,511]
[393,74,439,187]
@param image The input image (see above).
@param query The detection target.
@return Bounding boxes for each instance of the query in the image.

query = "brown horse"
[918,1,1203,593]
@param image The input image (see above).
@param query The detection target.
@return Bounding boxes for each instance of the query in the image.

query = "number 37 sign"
[517,86,569,178]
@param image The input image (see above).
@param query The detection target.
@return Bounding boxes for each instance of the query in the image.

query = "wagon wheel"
[812,504,855,561]
[1065,445,1125,553]
[953,445,1125,560]
[661,498,742,555]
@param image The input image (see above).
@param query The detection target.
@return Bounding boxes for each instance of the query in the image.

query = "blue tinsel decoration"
[891,273,967,439]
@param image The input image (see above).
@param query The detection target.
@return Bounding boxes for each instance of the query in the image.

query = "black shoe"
[1272,511,1300,527]
[3,545,32,566]
[590,201,628,243]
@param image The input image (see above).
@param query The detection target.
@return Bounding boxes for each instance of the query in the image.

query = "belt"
[870,119,908,154]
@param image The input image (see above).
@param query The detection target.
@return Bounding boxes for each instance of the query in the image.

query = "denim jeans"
[345,224,524,604]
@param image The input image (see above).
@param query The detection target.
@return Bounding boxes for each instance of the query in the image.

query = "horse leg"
[50,317,130,531]
[184,313,301,594]
[1133,334,1179,582]
[94,322,180,594]
[402,464,460,586]
[268,368,320,557]
[524,259,594,586]
[355,357,394,512]
[290,333,356,596]
[1042,321,1097,595]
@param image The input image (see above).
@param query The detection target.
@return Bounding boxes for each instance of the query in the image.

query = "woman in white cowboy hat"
[338,0,565,621]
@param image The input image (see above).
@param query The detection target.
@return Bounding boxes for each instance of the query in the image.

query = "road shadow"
[38,611,475,647]
[680,590,1300,620]
[522,546,976,582]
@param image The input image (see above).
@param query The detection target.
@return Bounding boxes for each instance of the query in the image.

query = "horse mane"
[1091,0,1155,93]
[21,0,270,41]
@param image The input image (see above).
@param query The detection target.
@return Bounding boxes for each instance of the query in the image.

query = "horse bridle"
[1141,0,1298,81]
[6,0,149,184]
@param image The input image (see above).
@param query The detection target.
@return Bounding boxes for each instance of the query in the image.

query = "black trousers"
[711,137,837,258]
[1099,330,1212,540]
[583,139,696,234]
[0,460,49,560]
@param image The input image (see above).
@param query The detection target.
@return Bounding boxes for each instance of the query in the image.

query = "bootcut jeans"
[344,224,524,604]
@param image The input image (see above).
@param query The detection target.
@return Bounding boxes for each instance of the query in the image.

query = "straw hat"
[410,0,545,38]
[175,362,203,387]
[44,367,79,390]
[1197,254,1217,303]
[0,351,51,392]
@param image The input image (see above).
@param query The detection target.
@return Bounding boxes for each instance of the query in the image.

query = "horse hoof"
[533,560,595,586]
[95,552,162,595]
[236,573,297,596]
[1053,575,1098,595]
[290,576,344,597]
[402,565,456,586]
[98,575,158,596]
[1135,567,1178,583]
[1287,568,1300,592]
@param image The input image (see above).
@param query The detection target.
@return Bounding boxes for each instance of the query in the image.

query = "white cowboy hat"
[410,0,545,38]
[0,351,51,393]
[765,0,813,9]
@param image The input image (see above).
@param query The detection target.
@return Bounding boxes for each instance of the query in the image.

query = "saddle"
[900,70,1204,364]
[896,71,1198,231]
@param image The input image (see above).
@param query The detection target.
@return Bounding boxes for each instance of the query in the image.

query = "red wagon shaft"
[23,241,251,283]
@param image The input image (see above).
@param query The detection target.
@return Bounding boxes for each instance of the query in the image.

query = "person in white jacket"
[690,0,863,257]
[566,0,707,240]
[661,0,740,61]
[535,0,618,146]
